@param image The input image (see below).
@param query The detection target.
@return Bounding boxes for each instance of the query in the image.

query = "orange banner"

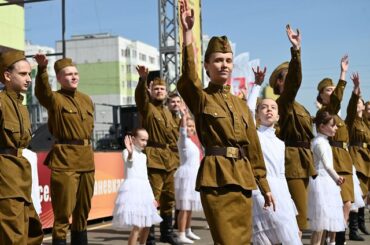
[38,151,124,229]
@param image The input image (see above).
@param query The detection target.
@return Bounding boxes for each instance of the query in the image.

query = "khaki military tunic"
[35,66,94,171]
[0,88,43,245]
[135,79,179,171]
[178,45,269,193]
[276,48,316,179]
[346,92,370,194]
[322,80,354,202]
[0,89,32,202]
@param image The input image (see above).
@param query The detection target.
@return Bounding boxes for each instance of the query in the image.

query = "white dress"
[247,84,301,245]
[351,165,365,210]
[308,133,346,232]
[174,127,202,211]
[112,147,162,228]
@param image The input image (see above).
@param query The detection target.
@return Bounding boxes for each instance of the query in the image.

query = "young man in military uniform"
[135,67,179,245]
[0,50,44,244]
[34,54,95,245]
[178,4,274,244]
[269,25,317,236]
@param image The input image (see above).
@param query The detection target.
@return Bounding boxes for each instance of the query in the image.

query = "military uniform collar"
[208,82,230,94]
[152,99,165,107]
[4,87,24,102]
[60,88,77,97]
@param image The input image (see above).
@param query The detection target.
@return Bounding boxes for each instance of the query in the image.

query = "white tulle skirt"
[252,177,301,245]
[112,178,162,229]
[351,165,365,210]
[174,163,202,211]
[308,171,346,232]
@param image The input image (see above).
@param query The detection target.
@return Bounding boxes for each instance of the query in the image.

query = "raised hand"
[350,72,361,95]
[341,55,349,73]
[350,72,360,87]
[136,65,149,81]
[252,66,267,86]
[180,0,194,31]
[124,135,134,156]
[286,24,301,50]
[33,53,48,67]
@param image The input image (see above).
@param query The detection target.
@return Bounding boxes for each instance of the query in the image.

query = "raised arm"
[326,55,348,115]
[345,72,361,128]
[278,25,302,104]
[134,65,150,114]
[34,53,54,108]
[177,0,203,115]
[247,66,266,123]
[178,104,188,148]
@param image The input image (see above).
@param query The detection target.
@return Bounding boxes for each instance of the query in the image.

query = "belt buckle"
[363,142,368,148]
[17,148,23,157]
[83,139,90,146]
[226,147,239,158]
[343,142,348,149]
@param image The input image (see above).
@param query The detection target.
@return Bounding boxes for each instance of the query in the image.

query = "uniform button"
[229,105,233,109]
[214,113,218,116]
[69,110,73,113]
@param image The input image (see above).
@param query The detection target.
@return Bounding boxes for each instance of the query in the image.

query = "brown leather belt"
[0,148,22,157]
[147,141,178,152]
[350,142,369,149]
[56,139,91,146]
[205,146,246,159]
[329,140,348,149]
[285,141,311,149]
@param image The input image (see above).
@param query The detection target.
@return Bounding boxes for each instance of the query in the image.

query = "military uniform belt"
[329,140,348,149]
[0,148,23,157]
[147,141,178,152]
[56,139,91,146]
[285,140,311,149]
[350,141,369,149]
[205,146,246,159]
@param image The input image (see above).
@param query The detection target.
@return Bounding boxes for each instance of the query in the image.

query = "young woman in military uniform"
[0,50,44,245]
[345,72,370,237]
[315,55,355,244]
[269,25,317,236]
[178,2,274,244]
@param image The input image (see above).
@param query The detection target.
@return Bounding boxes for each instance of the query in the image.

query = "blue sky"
[25,0,370,115]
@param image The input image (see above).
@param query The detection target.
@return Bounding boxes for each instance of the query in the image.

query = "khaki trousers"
[287,178,309,230]
[0,198,44,245]
[200,186,252,245]
[51,170,95,240]
[148,168,176,216]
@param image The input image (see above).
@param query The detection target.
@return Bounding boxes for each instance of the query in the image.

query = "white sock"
[186,228,201,240]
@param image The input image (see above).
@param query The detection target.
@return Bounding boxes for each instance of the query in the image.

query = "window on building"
[125,48,130,57]
[139,53,147,62]
[149,56,155,64]
[121,49,125,57]
[132,50,137,59]
[126,65,131,73]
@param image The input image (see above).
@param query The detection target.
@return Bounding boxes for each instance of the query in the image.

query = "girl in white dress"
[112,128,162,245]
[248,67,301,245]
[175,106,203,244]
[309,110,346,245]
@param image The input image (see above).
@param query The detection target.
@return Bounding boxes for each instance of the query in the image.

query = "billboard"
[37,152,124,229]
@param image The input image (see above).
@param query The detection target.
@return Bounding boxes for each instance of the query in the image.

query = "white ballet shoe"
[186,229,201,240]
[177,232,194,244]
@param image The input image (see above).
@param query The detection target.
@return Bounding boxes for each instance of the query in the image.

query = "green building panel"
[0,1,24,50]
[77,62,121,95]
